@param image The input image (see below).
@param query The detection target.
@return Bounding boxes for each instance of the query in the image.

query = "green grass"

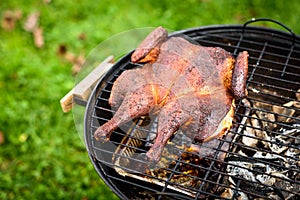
[1,0,300,199]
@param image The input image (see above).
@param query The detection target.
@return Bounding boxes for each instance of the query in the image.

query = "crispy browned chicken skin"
[94,26,248,162]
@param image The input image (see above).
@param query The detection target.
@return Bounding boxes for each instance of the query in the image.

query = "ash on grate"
[223,90,300,199]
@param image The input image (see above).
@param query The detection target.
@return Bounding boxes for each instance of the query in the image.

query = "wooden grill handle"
[60,55,114,112]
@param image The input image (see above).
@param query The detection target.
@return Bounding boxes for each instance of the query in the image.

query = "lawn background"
[0,0,299,199]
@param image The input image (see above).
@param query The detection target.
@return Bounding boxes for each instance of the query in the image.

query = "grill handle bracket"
[243,18,296,45]
[60,55,114,112]
[242,18,296,77]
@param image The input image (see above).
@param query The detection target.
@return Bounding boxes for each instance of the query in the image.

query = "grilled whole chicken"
[94,26,248,162]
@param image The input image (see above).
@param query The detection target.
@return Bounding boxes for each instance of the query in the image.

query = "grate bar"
[194,31,299,51]
[250,61,300,78]
[194,138,228,199]
[248,80,300,94]
[157,156,183,200]
[249,71,300,86]
[248,42,268,84]
[281,44,295,76]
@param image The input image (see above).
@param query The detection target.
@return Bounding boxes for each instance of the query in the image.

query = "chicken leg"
[146,93,212,161]
[94,84,166,141]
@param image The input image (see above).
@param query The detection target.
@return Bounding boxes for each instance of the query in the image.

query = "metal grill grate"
[85,20,300,200]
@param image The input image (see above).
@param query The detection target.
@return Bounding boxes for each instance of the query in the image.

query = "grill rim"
[84,22,300,200]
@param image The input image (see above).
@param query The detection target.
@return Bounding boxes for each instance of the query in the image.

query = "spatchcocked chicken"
[94,26,248,162]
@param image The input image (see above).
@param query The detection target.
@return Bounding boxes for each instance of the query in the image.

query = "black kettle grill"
[61,18,300,200]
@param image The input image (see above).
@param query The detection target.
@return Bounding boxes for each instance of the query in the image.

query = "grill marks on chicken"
[94,26,249,162]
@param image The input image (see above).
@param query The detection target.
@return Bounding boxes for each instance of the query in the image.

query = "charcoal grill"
[62,18,300,199]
